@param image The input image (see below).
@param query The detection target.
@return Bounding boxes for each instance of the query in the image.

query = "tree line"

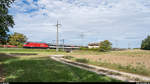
[0,0,27,47]
[0,0,15,44]
[141,35,150,50]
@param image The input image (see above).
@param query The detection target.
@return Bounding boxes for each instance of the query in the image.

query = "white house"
[88,42,100,49]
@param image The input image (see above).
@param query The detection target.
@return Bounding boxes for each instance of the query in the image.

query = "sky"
[8,0,150,48]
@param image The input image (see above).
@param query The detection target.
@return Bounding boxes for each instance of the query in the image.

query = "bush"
[111,48,127,51]
[80,47,99,51]
[63,56,74,60]
[99,40,112,52]
[8,32,27,48]
[75,58,89,63]
[79,47,89,50]
[141,35,150,50]
[133,48,140,50]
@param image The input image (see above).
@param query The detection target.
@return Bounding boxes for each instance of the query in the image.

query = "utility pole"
[55,20,61,52]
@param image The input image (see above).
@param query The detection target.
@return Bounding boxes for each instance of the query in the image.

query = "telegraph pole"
[55,20,61,52]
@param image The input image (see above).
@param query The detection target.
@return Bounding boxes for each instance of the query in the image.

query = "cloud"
[9,0,150,48]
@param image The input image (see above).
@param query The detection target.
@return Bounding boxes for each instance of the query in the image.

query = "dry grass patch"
[66,49,150,76]
[70,50,150,69]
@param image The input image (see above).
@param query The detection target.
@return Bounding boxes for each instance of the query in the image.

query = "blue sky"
[8,0,150,48]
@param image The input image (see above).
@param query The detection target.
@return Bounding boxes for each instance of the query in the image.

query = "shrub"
[63,56,74,60]
[80,47,89,50]
[141,35,150,50]
[75,58,89,63]
[8,32,27,48]
[99,40,112,52]
[80,46,99,51]
[133,48,140,50]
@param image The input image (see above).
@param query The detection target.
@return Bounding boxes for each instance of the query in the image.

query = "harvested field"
[69,50,150,69]
[64,49,150,76]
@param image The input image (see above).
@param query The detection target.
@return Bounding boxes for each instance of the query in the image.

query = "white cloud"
[9,0,150,48]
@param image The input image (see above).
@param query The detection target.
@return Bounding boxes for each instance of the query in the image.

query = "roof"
[88,42,100,46]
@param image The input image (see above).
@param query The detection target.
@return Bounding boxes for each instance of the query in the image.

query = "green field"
[0,48,121,82]
[0,48,58,53]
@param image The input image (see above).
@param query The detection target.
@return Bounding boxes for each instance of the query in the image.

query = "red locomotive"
[0,45,17,48]
[23,42,49,49]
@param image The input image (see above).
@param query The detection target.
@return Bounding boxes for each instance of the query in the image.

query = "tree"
[0,0,15,44]
[99,40,112,52]
[141,35,150,50]
[8,32,27,47]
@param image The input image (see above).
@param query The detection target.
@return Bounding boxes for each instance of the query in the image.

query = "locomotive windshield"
[24,42,29,45]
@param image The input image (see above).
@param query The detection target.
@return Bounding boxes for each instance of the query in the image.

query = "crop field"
[0,48,120,82]
[69,50,150,68]
[64,49,150,77]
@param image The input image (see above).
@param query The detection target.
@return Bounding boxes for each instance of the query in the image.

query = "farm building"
[88,42,100,49]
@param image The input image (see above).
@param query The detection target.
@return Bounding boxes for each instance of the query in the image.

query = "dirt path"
[50,55,150,82]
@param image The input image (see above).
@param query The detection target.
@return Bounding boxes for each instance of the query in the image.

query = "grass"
[64,49,150,77]
[0,48,68,56]
[75,58,89,63]
[0,48,121,82]
[63,56,74,60]
[0,48,57,53]
[63,56,150,76]
[2,48,150,81]
[64,55,150,77]
[88,61,150,77]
